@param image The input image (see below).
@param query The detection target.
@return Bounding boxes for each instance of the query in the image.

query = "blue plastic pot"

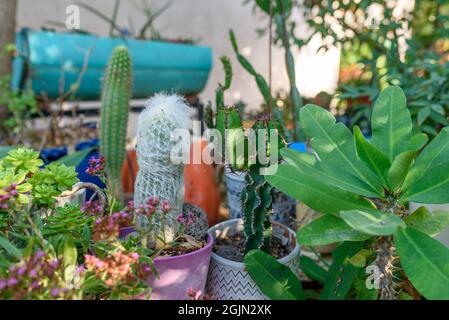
[12,29,212,99]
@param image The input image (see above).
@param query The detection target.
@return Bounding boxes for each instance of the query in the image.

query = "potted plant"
[131,93,213,300]
[203,62,300,299]
[258,85,449,300]
[11,2,212,100]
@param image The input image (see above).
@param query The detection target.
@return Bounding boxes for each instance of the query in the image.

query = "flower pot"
[121,149,139,195]
[119,227,213,300]
[184,139,221,226]
[225,168,246,219]
[12,29,212,99]
[55,182,86,207]
[148,234,213,300]
[225,168,297,226]
[206,219,300,300]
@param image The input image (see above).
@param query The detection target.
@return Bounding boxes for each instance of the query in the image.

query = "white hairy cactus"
[134,93,192,244]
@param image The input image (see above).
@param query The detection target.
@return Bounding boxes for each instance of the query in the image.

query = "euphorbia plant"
[260,85,449,300]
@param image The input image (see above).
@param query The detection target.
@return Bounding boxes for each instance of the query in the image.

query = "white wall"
[16,0,340,109]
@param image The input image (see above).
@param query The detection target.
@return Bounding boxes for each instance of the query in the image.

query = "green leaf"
[57,147,95,168]
[266,162,375,216]
[281,148,384,200]
[63,236,77,268]
[400,127,449,204]
[353,125,390,185]
[300,104,383,197]
[348,249,372,267]
[408,133,428,151]
[0,235,23,260]
[321,242,364,300]
[394,227,449,300]
[297,215,370,246]
[405,207,449,236]
[299,255,327,283]
[370,86,412,162]
[340,209,406,236]
[387,151,416,191]
[244,249,304,300]
[417,107,431,126]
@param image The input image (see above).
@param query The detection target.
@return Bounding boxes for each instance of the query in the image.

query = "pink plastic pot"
[119,227,213,300]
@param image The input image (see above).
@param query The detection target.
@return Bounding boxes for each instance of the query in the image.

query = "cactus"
[204,55,233,129]
[241,166,274,253]
[134,93,191,244]
[99,45,132,200]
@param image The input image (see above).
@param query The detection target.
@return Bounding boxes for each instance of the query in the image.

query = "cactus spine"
[100,46,132,200]
[134,94,192,245]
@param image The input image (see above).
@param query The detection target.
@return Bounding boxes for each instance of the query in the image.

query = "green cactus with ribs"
[99,45,132,200]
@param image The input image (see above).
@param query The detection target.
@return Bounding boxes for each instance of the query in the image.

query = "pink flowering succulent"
[85,155,105,177]
[92,210,133,241]
[0,251,75,300]
[84,250,152,298]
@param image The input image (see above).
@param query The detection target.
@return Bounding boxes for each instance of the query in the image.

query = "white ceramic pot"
[409,202,449,247]
[55,182,86,207]
[206,219,300,300]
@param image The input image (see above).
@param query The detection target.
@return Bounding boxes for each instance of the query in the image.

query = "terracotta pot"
[184,139,221,226]
[121,149,138,194]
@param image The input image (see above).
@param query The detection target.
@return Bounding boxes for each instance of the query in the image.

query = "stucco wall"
[16,0,340,109]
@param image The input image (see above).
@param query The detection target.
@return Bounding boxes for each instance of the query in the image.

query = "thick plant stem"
[275,4,304,141]
[375,236,396,300]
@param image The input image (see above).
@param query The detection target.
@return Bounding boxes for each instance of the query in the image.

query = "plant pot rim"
[208,218,300,268]
[119,226,214,262]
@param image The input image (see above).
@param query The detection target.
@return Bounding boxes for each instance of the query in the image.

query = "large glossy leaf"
[266,163,375,216]
[300,105,383,197]
[297,215,370,246]
[370,86,412,162]
[394,227,449,300]
[387,151,416,191]
[340,209,406,236]
[299,255,327,283]
[408,133,428,152]
[405,207,449,236]
[353,125,390,185]
[402,160,449,204]
[244,249,304,300]
[321,242,364,300]
[401,127,449,204]
[281,148,383,198]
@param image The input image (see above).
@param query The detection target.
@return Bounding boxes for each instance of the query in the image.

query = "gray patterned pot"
[225,169,297,226]
[206,218,300,300]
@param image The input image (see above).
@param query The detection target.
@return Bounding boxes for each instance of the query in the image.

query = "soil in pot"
[213,232,291,262]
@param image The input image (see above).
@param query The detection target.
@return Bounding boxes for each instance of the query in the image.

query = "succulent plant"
[133,94,192,245]
[0,148,43,175]
[99,45,132,200]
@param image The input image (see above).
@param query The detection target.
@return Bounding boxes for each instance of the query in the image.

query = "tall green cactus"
[99,45,132,199]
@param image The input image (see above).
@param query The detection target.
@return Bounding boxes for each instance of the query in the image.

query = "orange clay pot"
[121,142,221,226]
[121,149,138,195]
[184,139,221,226]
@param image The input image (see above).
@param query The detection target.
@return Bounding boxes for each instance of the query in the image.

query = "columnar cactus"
[134,94,192,244]
[99,46,132,199]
